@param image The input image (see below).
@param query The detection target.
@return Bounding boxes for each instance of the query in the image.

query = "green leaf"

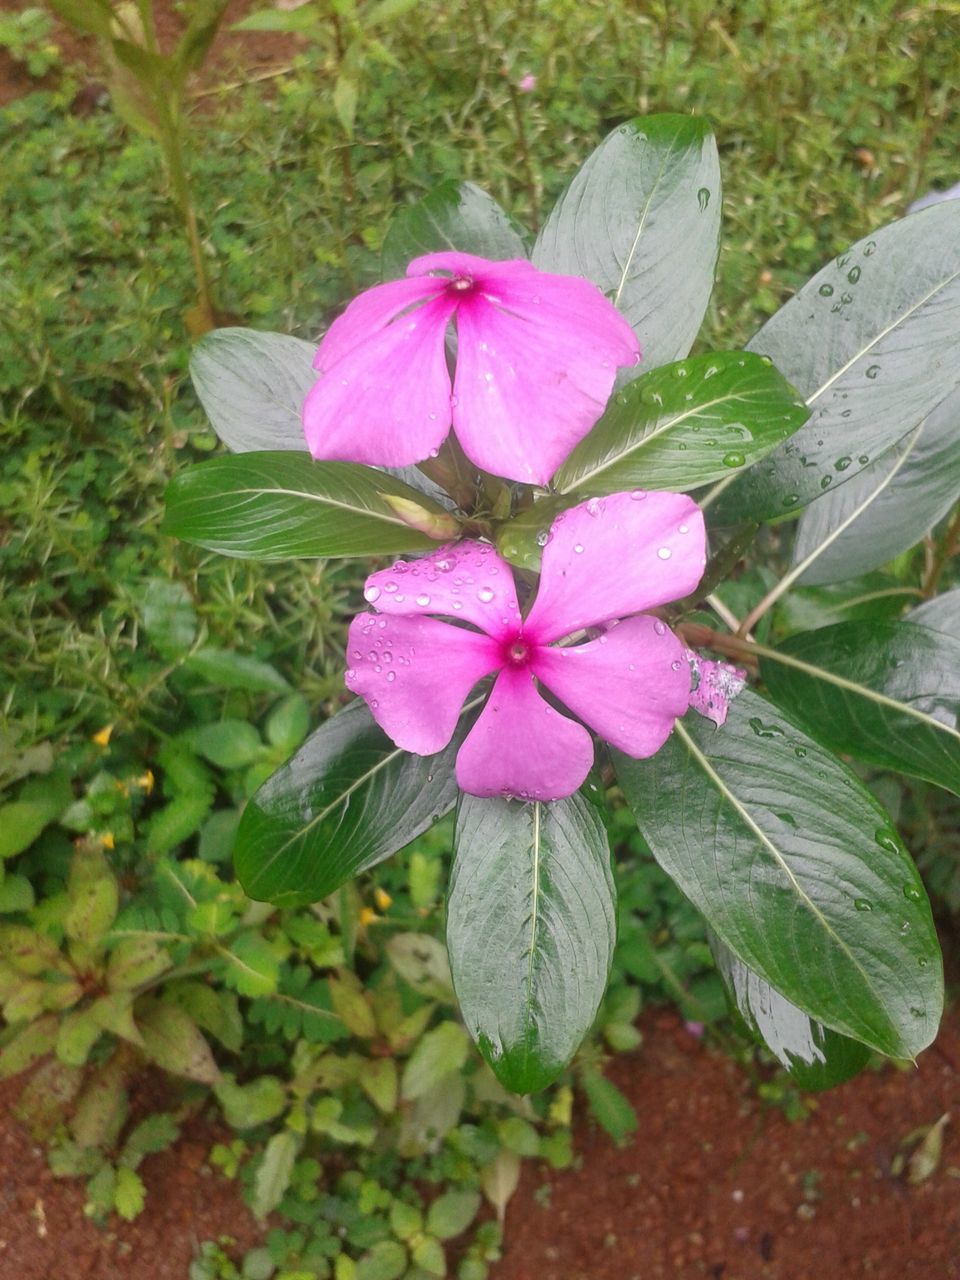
[214,1074,287,1130]
[554,351,806,496]
[533,115,721,369]
[580,1067,637,1144]
[332,71,359,136]
[400,1022,470,1100]
[235,699,465,906]
[137,578,198,659]
[790,387,960,584]
[758,621,960,796]
[184,647,291,693]
[909,589,960,638]
[233,6,321,33]
[447,793,616,1094]
[137,1003,221,1084]
[106,937,172,991]
[426,1189,481,1241]
[614,690,943,1060]
[0,780,71,858]
[710,935,870,1090]
[0,875,34,913]
[113,1166,146,1221]
[381,180,527,282]
[222,931,280,997]
[384,932,454,1002]
[120,1113,180,1168]
[162,453,454,560]
[0,1015,58,1079]
[252,1130,299,1220]
[266,694,311,754]
[189,720,264,770]
[144,790,214,856]
[715,201,960,522]
[357,1240,408,1280]
[47,0,113,37]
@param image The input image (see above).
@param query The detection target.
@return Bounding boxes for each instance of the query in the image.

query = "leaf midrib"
[673,718,889,1043]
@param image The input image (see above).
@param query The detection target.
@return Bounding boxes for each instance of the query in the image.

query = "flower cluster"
[304,253,741,800]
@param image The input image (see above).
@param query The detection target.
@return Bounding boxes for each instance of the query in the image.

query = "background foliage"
[1,0,958,1275]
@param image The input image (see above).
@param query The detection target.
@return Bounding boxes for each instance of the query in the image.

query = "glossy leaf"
[533,115,721,369]
[715,200,960,522]
[759,621,960,796]
[791,386,960,584]
[447,793,616,1094]
[614,690,942,1060]
[909,589,960,638]
[494,495,572,572]
[190,327,316,452]
[381,180,528,281]
[553,352,806,496]
[710,936,870,1090]
[162,453,454,560]
[235,699,468,906]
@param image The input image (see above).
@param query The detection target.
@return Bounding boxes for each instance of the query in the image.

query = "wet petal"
[362,540,520,641]
[452,283,638,484]
[455,666,594,801]
[407,251,532,282]
[345,613,500,755]
[686,650,747,727]
[303,295,455,467]
[533,615,690,756]
[524,492,706,644]
[314,275,447,370]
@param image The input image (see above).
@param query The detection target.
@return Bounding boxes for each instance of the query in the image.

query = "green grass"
[1,0,958,744]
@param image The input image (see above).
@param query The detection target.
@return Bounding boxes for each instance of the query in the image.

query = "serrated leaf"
[0,1014,58,1079]
[190,327,316,452]
[581,1067,637,1144]
[214,1073,287,1130]
[758,621,960,795]
[113,1166,146,1220]
[106,937,173,991]
[381,180,527,281]
[252,1130,299,1220]
[137,1003,221,1084]
[400,1022,469,1100]
[56,1010,102,1067]
[328,971,377,1038]
[711,935,870,1089]
[533,115,721,369]
[222,931,279,997]
[235,699,464,906]
[162,453,454,560]
[447,793,615,1094]
[790,386,960,584]
[120,1113,180,1167]
[357,1057,398,1114]
[715,201,960,521]
[614,690,943,1059]
[145,790,215,856]
[554,352,806,496]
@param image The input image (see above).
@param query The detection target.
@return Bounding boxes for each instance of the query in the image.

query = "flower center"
[503,638,531,668]
[448,274,475,295]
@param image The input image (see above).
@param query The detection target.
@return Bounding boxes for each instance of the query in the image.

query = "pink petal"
[302,295,455,467]
[345,613,500,755]
[455,666,595,801]
[532,615,690,756]
[686,650,747,727]
[451,280,639,484]
[361,540,520,641]
[524,492,707,644]
[314,275,447,370]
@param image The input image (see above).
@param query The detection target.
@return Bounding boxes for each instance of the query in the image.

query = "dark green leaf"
[614,690,942,1059]
[190,327,316,452]
[759,621,960,796]
[447,793,616,1094]
[183,648,291,693]
[580,1066,637,1144]
[494,495,572,572]
[553,352,806,496]
[235,699,466,905]
[48,0,114,37]
[775,574,919,636]
[715,201,960,522]
[791,387,960,584]
[137,578,198,659]
[381,180,527,282]
[710,936,870,1090]
[162,453,453,560]
[533,115,721,369]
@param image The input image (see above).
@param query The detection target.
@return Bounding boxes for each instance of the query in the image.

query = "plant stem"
[157,107,218,332]
[920,504,960,599]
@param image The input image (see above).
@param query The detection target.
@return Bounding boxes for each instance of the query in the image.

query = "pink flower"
[302,251,639,485]
[517,73,536,92]
[686,651,747,727]
[344,491,706,800]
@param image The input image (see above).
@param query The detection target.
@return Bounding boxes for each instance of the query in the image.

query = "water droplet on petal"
[478,586,495,602]
[654,620,666,635]
[630,489,647,501]
[573,544,585,554]
[657,547,671,560]
[678,523,689,534]
[363,585,381,603]
[416,593,431,607]
[385,671,396,683]
[345,668,356,679]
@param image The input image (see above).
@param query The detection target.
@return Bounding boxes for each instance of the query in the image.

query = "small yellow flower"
[135,769,154,795]
[91,725,113,747]
[100,832,115,851]
[373,888,392,912]
[358,907,379,927]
